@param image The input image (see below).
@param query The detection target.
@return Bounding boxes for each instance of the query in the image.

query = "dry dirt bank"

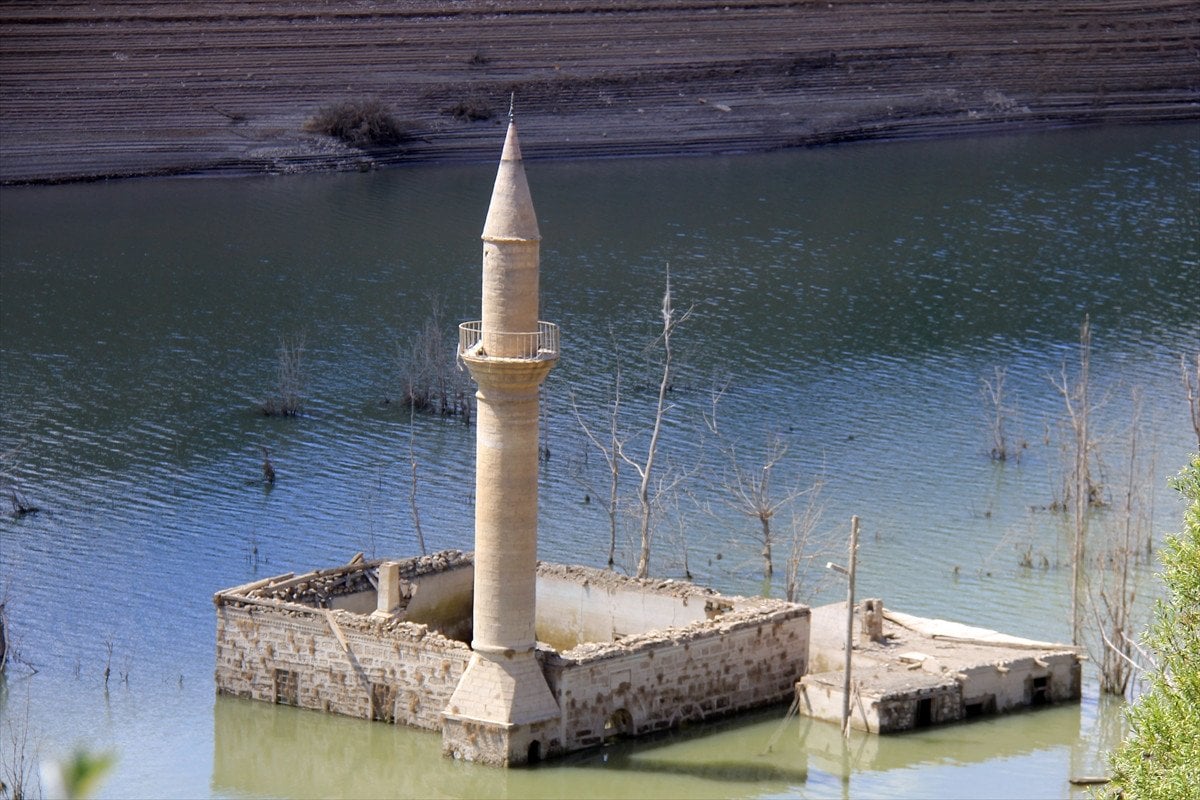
[1,0,1196,183]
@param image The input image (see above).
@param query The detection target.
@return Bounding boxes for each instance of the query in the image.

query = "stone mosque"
[214,118,1079,766]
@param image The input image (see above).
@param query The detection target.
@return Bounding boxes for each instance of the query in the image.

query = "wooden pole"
[842,515,860,737]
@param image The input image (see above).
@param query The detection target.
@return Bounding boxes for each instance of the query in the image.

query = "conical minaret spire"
[444,115,562,766]
[478,118,541,357]
[482,117,539,241]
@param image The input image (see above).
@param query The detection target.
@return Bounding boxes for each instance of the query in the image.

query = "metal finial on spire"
[509,92,515,122]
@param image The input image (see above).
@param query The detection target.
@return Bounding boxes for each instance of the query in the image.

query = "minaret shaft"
[471,378,540,652]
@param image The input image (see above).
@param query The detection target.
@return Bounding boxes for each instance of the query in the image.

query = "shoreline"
[2,0,1197,185]
[4,119,1192,188]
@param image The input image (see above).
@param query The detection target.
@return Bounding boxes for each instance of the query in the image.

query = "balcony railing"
[458,321,559,361]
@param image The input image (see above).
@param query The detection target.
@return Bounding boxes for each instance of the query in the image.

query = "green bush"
[1105,455,1200,798]
[303,98,408,148]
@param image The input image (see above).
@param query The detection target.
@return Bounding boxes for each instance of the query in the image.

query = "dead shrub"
[303,98,408,148]
[260,334,306,417]
[444,100,494,122]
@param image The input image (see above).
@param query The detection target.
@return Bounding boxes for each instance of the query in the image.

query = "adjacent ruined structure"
[798,600,1082,733]
[214,117,811,766]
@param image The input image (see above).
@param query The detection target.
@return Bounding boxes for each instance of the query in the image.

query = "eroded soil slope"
[1,0,1196,182]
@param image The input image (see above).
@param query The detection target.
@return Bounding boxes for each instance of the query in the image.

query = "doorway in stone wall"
[371,683,396,723]
[915,697,933,728]
[603,709,634,742]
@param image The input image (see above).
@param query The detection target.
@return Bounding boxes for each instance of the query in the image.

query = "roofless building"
[213,118,1078,768]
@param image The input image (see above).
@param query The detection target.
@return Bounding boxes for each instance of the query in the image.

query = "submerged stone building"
[214,118,1083,765]
[214,118,811,765]
[213,553,809,765]
[798,600,1082,734]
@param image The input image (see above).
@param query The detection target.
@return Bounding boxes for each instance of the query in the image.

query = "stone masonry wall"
[542,603,809,752]
[535,567,720,650]
[214,601,470,730]
[957,651,1081,711]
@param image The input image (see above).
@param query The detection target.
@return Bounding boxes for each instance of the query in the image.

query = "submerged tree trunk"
[635,303,672,578]
[761,516,773,578]
[1054,315,1097,647]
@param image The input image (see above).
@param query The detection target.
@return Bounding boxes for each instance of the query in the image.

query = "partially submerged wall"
[214,552,812,762]
[957,651,1081,712]
[535,564,730,650]
[800,671,964,734]
[397,561,473,642]
[800,601,1082,733]
[543,596,809,753]
[214,552,473,730]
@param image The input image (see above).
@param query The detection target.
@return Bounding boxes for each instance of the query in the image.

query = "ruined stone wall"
[535,565,719,650]
[214,602,470,730]
[402,564,473,642]
[541,603,809,752]
[957,651,1081,712]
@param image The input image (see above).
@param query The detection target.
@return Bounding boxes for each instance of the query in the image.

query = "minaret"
[443,114,561,766]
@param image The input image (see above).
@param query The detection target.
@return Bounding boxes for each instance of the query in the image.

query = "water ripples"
[0,124,1196,797]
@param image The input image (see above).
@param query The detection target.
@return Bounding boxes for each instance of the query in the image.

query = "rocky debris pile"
[258,571,375,607]
[333,608,471,649]
[241,549,473,608]
[538,561,722,600]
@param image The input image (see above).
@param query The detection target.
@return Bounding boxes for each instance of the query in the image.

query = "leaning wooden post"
[842,515,860,737]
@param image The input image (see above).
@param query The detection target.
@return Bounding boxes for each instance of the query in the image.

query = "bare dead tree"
[719,432,808,581]
[981,366,1019,462]
[261,334,306,417]
[7,490,37,518]
[0,697,41,800]
[1090,388,1152,696]
[398,296,472,421]
[784,479,831,603]
[260,446,276,484]
[617,270,692,579]
[705,382,819,587]
[570,364,623,569]
[1051,315,1103,645]
[1183,352,1200,451]
[0,595,7,675]
[103,637,114,688]
[666,489,695,581]
[408,403,426,556]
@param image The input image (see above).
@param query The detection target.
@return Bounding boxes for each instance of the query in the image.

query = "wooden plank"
[324,610,350,654]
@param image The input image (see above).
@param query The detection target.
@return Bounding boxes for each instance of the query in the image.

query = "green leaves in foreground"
[43,748,116,800]
[1105,455,1200,799]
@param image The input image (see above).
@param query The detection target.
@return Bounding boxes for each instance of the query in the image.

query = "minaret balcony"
[458,321,560,362]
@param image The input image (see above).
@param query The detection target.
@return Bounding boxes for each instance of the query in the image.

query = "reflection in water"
[211,692,1093,799]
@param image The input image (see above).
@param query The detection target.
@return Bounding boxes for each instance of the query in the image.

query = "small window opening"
[1031,675,1050,706]
[964,695,996,719]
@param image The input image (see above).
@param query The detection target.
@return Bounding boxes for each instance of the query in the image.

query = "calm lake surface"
[1,123,1197,798]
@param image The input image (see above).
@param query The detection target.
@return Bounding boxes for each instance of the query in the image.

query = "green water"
[0,123,1196,797]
